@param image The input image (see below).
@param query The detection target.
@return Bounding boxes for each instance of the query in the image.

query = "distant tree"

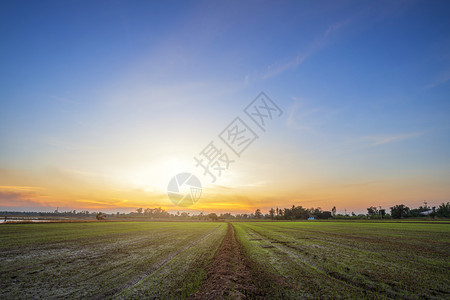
[409,204,433,217]
[154,207,169,218]
[255,209,262,219]
[220,213,234,219]
[437,202,450,218]
[310,207,323,218]
[390,204,410,219]
[96,212,106,220]
[317,211,332,219]
[332,206,337,217]
[269,208,275,220]
[136,208,143,214]
[207,213,218,221]
[283,207,292,220]
[293,205,308,219]
[367,206,378,216]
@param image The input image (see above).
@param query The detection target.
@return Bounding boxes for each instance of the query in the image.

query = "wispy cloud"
[364,131,425,146]
[324,19,350,37]
[285,98,329,131]
[47,94,78,104]
[285,97,344,133]
[263,53,309,79]
[258,1,413,82]
[262,18,351,79]
[0,188,49,208]
[342,181,381,188]
[76,198,130,207]
[425,70,450,89]
[46,138,101,151]
[0,186,44,192]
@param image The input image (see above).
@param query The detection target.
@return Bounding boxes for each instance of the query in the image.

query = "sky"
[1,0,449,215]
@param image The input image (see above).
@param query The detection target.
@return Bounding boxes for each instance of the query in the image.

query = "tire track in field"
[188,223,256,299]
[95,224,223,299]
[190,223,289,299]
[247,228,407,299]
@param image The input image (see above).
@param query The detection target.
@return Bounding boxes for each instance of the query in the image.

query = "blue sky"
[0,0,449,213]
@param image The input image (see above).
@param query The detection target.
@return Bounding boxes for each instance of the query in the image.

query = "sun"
[146,157,196,193]
[103,156,194,195]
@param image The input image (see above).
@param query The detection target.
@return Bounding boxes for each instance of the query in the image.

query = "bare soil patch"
[189,223,288,299]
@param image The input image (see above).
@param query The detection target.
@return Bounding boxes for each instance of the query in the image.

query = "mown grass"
[0,222,227,299]
[2,221,448,299]
[233,221,450,299]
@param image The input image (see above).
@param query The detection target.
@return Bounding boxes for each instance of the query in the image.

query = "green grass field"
[0,222,226,299]
[235,221,450,298]
[1,221,449,299]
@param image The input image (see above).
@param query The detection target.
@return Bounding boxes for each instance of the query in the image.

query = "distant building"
[419,210,434,216]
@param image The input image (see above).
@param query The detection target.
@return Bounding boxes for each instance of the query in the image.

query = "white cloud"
[425,71,450,89]
[365,131,425,146]
[262,18,351,79]
[263,53,308,79]
[285,99,324,131]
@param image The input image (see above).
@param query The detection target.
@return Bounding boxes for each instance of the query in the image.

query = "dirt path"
[189,223,263,299]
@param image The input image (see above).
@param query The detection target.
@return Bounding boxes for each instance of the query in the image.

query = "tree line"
[2,202,449,221]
